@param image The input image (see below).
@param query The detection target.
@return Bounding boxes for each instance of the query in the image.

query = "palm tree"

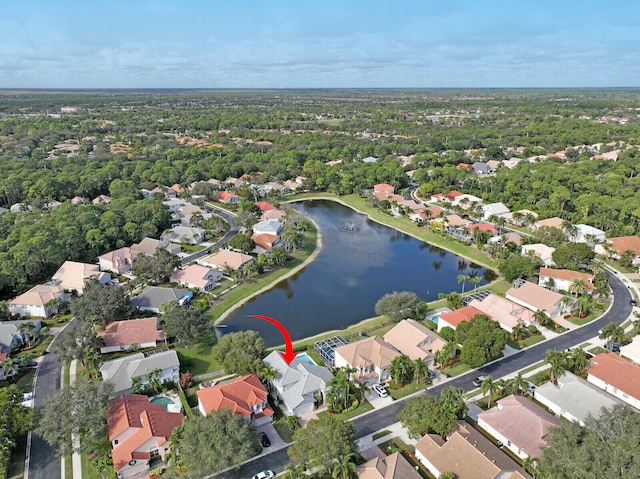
[284,463,308,479]
[166,426,183,469]
[1,357,16,379]
[568,278,589,298]
[18,322,38,348]
[469,275,483,290]
[599,322,626,350]
[545,349,567,383]
[259,365,279,391]
[332,454,356,479]
[510,372,529,396]
[566,348,589,374]
[389,355,413,387]
[413,359,428,385]
[576,295,593,317]
[354,381,370,403]
[480,375,500,408]
[523,456,539,478]
[590,261,606,276]
[457,274,470,294]
[533,309,552,328]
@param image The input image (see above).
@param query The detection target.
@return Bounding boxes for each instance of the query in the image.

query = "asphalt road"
[212,271,631,478]
[180,206,237,266]
[27,349,63,479]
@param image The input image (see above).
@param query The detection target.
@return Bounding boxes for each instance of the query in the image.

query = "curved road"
[213,271,632,478]
[180,205,237,266]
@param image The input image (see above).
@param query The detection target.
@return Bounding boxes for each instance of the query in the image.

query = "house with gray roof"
[472,162,491,175]
[131,286,192,313]
[252,219,282,236]
[99,348,180,396]
[263,351,333,416]
[0,320,42,350]
[534,371,623,426]
[162,225,206,245]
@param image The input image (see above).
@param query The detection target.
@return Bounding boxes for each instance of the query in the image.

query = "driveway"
[254,422,289,453]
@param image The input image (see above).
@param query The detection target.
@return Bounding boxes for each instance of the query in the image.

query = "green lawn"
[179,243,206,254]
[14,369,35,393]
[317,401,374,421]
[14,335,53,360]
[174,334,221,376]
[389,382,427,400]
[443,362,472,377]
[519,334,546,347]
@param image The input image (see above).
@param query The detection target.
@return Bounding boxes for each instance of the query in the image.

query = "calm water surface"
[222,200,495,346]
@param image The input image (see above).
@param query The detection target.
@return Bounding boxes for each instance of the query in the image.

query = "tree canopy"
[374,291,421,322]
[70,279,134,325]
[456,314,508,367]
[211,330,266,375]
[397,386,467,439]
[131,248,178,283]
[161,303,213,346]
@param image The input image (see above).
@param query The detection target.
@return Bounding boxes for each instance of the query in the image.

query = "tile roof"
[607,236,640,256]
[51,261,108,293]
[478,395,561,458]
[356,452,422,479]
[197,374,273,418]
[201,249,255,271]
[588,352,640,401]
[255,201,276,211]
[464,223,498,235]
[251,233,280,251]
[539,268,594,289]
[534,217,564,229]
[261,208,287,221]
[383,319,446,361]
[170,264,219,288]
[468,294,533,331]
[9,284,66,307]
[438,306,486,328]
[506,281,565,315]
[373,183,395,193]
[99,317,163,349]
[334,336,401,371]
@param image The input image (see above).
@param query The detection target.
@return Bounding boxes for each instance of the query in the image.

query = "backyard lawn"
[174,333,221,376]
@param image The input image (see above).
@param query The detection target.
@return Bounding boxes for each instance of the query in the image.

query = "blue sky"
[1,0,638,88]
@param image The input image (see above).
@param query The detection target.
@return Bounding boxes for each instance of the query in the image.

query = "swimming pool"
[150,396,173,409]
[295,352,317,366]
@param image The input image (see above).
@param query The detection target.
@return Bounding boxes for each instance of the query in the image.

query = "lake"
[221,200,496,346]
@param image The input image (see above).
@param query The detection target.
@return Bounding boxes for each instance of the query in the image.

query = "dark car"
[259,432,271,448]
[427,369,437,380]
[631,299,637,306]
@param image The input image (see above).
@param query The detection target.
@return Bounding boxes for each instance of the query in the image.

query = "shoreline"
[213,217,324,325]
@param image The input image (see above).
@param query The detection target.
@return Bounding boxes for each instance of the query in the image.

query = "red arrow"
[252,314,299,365]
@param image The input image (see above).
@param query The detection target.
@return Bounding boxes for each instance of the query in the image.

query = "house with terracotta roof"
[107,394,183,479]
[532,217,564,231]
[100,348,180,396]
[534,371,623,426]
[262,351,333,416]
[445,214,472,228]
[218,191,240,204]
[283,179,302,191]
[196,374,273,425]
[199,249,255,272]
[506,280,571,319]
[99,317,165,354]
[415,421,531,479]
[170,264,222,292]
[356,452,422,479]
[255,201,276,212]
[436,305,486,332]
[333,336,401,383]
[538,268,594,293]
[51,261,111,294]
[383,319,446,363]
[261,208,287,221]
[251,233,281,253]
[587,352,640,409]
[477,395,561,459]
[9,284,68,318]
[98,247,140,274]
[620,335,640,365]
[373,183,395,194]
[468,293,534,333]
[521,243,556,267]
[595,236,640,263]
[92,194,112,205]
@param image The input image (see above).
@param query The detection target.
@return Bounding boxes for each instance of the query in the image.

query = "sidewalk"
[69,360,82,479]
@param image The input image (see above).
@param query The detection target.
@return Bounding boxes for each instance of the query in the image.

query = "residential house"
[415,421,530,479]
[162,199,188,212]
[452,193,483,209]
[251,233,281,253]
[373,183,395,194]
[488,232,522,247]
[162,225,206,245]
[436,305,486,332]
[170,264,222,292]
[532,217,564,231]
[218,191,240,204]
[504,209,538,226]
[51,261,111,294]
[506,279,571,319]
[362,156,378,163]
[383,319,446,363]
[461,223,499,242]
[587,352,640,409]
[445,214,472,229]
[131,237,181,256]
[621,336,640,365]
[252,219,282,236]
[595,236,640,262]
[521,243,556,267]
[98,247,140,274]
[283,179,302,191]
[472,162,492,175]
[538,268,594,293]
[199,249,255,272]
[9,203,34,213]
[107,394,183,479]
[261,208,287,221]
[131,286,192,313]
[9,284,67,318]
[255,201,276,212]
[262,351,333,416]
[482,202,511,220]
[467,293,534,333]
[172,203,210,226]
[356,452,422,479]
[333,336,401,383]
[486,159,501,171]
[196,374,273,425]
[534,372,623,426]
[477,395,561,459]
[92,194,112,205]
[571,224,606,245]
[99,317,164,354]
[0,320,42,350]
[100,348,180,396]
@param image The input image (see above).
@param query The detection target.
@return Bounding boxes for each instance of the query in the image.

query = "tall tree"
[599,322,626,350]
[161,304,213,346]
[70,279,133,325]
[211,330,265,375]
[132,248,178,283]
[374,291,420,322]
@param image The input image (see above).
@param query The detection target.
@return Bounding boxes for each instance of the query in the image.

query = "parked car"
[473,376,487,387]
[372,384,389,398]
[259,432,271,447]
[252,471,275,479]
[427,369,437,380]
[631,299,637,306]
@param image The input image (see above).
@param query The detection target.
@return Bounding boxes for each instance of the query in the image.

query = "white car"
[252,471,275,479]
[372,384,389,398]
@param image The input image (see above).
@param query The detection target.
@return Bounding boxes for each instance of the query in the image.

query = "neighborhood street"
[180,206,237,266]
[212,271,632,478]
